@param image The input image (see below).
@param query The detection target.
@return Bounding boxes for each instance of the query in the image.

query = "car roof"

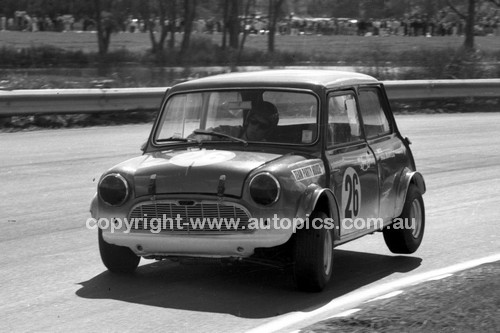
[169,69,380,92]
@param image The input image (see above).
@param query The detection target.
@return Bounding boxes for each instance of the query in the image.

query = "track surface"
[1,113,499,332]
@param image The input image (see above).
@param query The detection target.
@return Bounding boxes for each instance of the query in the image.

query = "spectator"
[0,15,6,31]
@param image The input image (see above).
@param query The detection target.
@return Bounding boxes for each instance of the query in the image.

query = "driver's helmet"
[245,101,279,129]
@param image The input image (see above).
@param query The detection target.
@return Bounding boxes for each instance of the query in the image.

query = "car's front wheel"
[293,211,334,292]
[98,228,140,273]
[383,184,425,254]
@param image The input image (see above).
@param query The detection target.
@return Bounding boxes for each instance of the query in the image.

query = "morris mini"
[90,70,426,291]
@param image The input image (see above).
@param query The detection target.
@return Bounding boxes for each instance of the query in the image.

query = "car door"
[325,91,379,238]
[357,85,407,222]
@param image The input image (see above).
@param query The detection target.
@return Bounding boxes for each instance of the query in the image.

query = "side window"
[358,88,391,138]
[328,93,362,146]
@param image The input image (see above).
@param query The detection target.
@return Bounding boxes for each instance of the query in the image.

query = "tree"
[238,0,254,61]
[168,0,178,49]
[223,0,240,50]
[446,0,476,50]
[179,0,197,57]
[93,0,118,55]
[267,0,285,53]
[143,0,169,58]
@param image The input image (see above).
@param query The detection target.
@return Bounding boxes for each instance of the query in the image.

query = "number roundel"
[342,167,361,219]
[170,150,236,167]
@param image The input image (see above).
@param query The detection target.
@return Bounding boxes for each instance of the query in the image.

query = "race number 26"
[342,167,361,219]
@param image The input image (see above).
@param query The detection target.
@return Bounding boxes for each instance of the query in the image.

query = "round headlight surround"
[98,173,129,206]
[249,172,281,206]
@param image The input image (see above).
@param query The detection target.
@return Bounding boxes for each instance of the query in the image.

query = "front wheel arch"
[295,185,340,241]
[98,229,140,274]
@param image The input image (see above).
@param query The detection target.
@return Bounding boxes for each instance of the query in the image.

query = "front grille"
[128,200,252,233]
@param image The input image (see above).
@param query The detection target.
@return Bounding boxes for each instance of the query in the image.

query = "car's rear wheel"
[383,184,425,254]
[293,211,334,292]
[98,228,140,273]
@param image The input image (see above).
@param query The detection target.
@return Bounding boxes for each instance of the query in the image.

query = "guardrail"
[0,87,167,117]
[383,79,500,100]
[1,79,499,116]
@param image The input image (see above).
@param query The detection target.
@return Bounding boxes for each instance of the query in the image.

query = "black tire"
[293,211,334,292]
[383,184,425,254]
[98,228,140,273]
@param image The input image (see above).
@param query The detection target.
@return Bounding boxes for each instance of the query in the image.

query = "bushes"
[0,45,89,67]
[1,39,498,80]
[1,111,157,132]
[356,47,499,80]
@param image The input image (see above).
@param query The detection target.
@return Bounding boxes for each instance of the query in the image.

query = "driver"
[193,101,279,142]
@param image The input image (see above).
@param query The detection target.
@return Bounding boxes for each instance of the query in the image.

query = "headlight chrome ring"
[249,172,280,206]
[98,173,129,206]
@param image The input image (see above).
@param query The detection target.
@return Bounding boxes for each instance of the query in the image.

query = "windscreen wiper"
[157,137,196,142]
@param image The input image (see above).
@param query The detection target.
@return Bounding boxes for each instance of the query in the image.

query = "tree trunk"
[221,0,229,50]
[93,0,114,56]
[463,0,475,50]
[157,0,168,53]
[238,0,253,60]
[228,0,240,49]
[93,0,105,55]
[146,1,158,54]
[447,0,476,51]
[267,0,284,53]
[180,0,197,57]
[148,0,168,56]
[168,0,177,49]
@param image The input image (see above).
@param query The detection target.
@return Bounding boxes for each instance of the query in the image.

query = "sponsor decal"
[357,153,375,171]
[301,130,313,143]
[292,163,324,181]
[375,148,396,161]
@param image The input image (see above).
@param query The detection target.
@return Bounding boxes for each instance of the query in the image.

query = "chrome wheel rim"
[410,199,423,238]
[323,230,333,275]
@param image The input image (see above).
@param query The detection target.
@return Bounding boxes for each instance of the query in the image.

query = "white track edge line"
[246,253,500,333]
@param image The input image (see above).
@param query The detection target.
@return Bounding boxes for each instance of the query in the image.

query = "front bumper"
[92,194,298,258]
[102,230,292,258]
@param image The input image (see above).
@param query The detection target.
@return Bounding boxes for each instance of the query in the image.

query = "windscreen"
[155,89,319,145]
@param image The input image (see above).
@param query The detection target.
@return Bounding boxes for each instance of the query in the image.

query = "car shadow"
[76,249,421,319]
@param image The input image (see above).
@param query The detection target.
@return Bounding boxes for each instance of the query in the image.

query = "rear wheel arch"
[395,169,426,217]
[410,171,426,194]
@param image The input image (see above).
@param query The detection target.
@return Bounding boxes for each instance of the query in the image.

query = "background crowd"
[1,8,499,38]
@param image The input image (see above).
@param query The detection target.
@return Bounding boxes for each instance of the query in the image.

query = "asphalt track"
[1,113,499,332]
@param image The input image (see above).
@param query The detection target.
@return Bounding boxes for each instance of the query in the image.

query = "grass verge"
[301,262,500,332]
[1,32,500,79]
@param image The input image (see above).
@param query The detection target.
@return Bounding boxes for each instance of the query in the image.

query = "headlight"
[98,173,129,206]
[249,173,280,206]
